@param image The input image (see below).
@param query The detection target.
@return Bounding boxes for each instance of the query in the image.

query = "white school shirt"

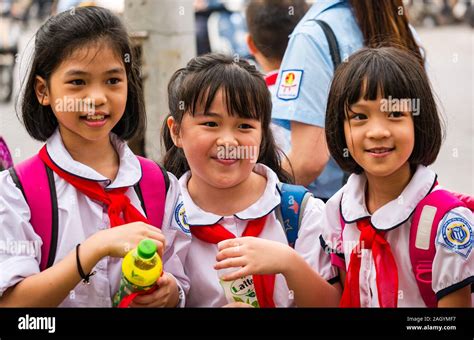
[321,165,474,307]
[0,129,191,307]
[177,163,337,307]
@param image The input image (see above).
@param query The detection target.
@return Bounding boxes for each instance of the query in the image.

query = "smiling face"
[168,88,263,189]
[344,94,415,179]
[34,41,128,145]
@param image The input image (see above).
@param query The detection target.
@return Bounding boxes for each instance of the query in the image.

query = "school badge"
[174,201,191,234]
[436,212,473,259]
[277,69,303,100]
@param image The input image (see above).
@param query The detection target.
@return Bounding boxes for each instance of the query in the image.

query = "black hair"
[326,47,444,174]
[245,0,308,62]
[19,6,145,141]
[162,53,293,183]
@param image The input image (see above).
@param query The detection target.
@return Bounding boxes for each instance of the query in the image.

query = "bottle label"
[113,274,155,307]
[219,275,260,308]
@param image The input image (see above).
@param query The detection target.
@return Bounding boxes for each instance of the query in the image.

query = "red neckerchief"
[190,215,276,307]
[39,146,149,227]
[340,218,399,308]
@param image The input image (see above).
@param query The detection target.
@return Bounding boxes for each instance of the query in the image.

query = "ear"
[167,116,182,148]
[246,33,258,57]
[34,76,50,106]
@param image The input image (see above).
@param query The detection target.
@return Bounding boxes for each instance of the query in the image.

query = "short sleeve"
[319,188,345,270]
[160,172,192,306]
[432,206,474,300]
[272,25,334,129]
[0,170,42,297]
[295,196,338,283]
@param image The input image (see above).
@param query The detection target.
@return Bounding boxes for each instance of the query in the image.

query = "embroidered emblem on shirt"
[277,70,303,100]
[174,201,191,234]
[436,212,473,259]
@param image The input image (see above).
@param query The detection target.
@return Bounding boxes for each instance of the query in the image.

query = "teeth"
[85,115,105,121]
[371,149,390,153]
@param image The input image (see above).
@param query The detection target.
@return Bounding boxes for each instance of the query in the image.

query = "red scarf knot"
[190,215,276,308]
[340,217,399,308]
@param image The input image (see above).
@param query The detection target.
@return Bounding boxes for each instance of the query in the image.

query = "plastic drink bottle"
[113,239,163,307]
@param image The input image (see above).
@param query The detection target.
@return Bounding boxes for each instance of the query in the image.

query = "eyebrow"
[64,67,125,77]
[195,112,221,118]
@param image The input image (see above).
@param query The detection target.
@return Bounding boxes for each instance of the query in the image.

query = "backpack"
[8,154,169,271]
[276,183,313,248]
[338,187,474,307]
[0,136,13,171]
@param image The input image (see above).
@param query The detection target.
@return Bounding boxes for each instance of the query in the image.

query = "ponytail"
[348,0,424,66]
[162,69,190,179]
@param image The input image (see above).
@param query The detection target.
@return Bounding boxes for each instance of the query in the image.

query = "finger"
[223,302,254,308]
[215,244,243,262]
[217,238,242,251]
[218,265,250,281]
[214,257,246,272]
[129,299,165,308]
[132,293,158,305]
[146,229,166,246]
[156,273,170,287]
[143,232,166,258]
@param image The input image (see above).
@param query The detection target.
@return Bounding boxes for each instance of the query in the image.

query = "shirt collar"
[310,0,346,16]
[341,165,437,230]
[179,163,281,226]
[45,129,142,189]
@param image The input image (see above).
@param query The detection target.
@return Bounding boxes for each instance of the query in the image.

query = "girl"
[163,53,339,307]
[0,6,190,307]
[321,46,472,307]
[271,0,424,202]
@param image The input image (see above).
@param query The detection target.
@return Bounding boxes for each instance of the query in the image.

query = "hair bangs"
[183,63,265,121]
[344,51,418,114]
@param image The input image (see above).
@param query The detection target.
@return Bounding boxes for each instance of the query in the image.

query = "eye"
[107,78,121,85]
[389,111,404,118]
[201,121,218,127]
[349,113,367,121]
[69,79,85,86]
[238,123,254,129]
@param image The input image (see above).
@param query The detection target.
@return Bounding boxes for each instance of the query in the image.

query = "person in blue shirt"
[272,0,423,201]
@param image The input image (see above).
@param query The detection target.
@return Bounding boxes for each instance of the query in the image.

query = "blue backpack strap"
[276,183,312,248]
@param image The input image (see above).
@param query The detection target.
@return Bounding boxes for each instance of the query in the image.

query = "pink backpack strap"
[8,154,58,272]
[134,157,168,229]
[410,189,465,307]
[449,192,474,211]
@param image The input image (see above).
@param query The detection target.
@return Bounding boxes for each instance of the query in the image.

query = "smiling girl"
[321,47,473,307]
[0,7,189,307]
[163,54,339,307]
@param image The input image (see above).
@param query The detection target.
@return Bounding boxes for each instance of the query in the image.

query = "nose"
[87,85,107,109]
[365,119,391,140]
[216,129,238,147]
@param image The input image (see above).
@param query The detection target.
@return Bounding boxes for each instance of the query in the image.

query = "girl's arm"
[215,237,341,307]
[0,222,165,307]
[437,286,472,308]
[0,234,104,307]
[278,246,342,307]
